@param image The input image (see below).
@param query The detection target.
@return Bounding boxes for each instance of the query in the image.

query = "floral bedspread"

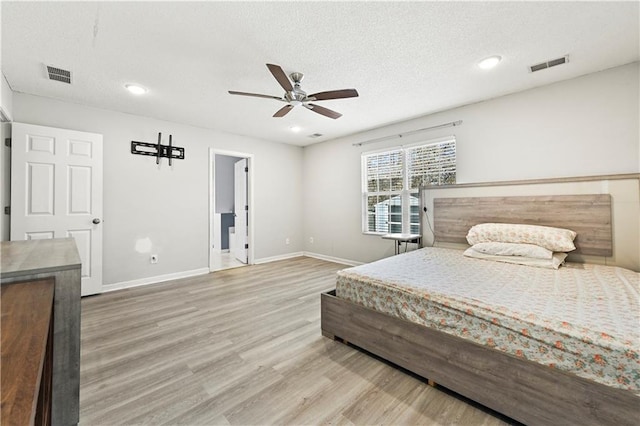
[336,247,640,394]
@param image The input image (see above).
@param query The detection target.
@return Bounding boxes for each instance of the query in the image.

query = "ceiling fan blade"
[228,91,285,101]
[266,64,293,92]
[305,103,342,119]
[273,105,293,118]
[308,89,359,101]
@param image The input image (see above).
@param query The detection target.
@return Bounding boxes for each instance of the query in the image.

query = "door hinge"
[4,138,10,148]
[4,206,10,215]
[244,243,249,249]
[244,205,248,211]
[244,166,248,173]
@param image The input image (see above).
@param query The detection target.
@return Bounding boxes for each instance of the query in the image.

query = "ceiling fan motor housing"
[286,73,307,106]
[285,87,307,105]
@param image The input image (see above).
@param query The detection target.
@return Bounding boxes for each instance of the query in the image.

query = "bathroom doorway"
[209,149,253,271]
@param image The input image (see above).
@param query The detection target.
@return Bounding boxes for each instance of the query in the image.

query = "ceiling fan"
[228,64,359,119]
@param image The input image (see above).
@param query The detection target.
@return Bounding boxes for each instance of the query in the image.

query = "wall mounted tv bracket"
[131,133,185,165]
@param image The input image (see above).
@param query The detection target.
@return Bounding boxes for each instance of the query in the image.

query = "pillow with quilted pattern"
[463,247,568,269]
[470,242,553,259]
[466,223,576,252]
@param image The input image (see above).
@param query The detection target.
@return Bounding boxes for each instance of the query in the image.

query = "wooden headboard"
[433,194,612,256]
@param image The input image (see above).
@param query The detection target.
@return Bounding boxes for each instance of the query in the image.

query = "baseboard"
[102,267,210,293]
[253,252,304,264]
[303,251,363,267]
[253,251,360,266]
[102,253,359,292]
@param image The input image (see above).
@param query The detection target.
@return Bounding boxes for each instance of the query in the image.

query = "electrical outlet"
[309,237,314,244]
[150,254,158,264]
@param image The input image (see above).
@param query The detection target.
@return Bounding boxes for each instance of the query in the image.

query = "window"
[362,137,456,234]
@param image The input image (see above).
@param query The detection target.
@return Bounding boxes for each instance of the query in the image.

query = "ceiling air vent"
[529,55,569,73]
[308,133,323,138]
[46,65,72,84]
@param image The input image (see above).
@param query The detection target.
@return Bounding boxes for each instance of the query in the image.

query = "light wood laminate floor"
[210,252,247,272]
[80,256,515,425]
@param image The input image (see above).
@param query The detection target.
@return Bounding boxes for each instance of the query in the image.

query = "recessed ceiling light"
[478,56,502,70]
[125,84,147,95]
[289,126,301,133]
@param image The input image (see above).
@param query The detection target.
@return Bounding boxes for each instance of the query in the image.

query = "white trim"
[102,267,209,293]
[253,252,304,264]
[0,107,11,123]
[209,148,215,269]
[303,251,363,267]
[254,251,361,266]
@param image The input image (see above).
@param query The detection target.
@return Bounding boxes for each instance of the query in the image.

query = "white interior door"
[233,158,248,263]
[11,123,103,296]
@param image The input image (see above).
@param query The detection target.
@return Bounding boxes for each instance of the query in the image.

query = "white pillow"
[470,242,553,259]
[463,247,567,269]
[466,223,576,252]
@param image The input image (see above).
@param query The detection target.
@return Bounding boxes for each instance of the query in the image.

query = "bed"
[321,191,640,425]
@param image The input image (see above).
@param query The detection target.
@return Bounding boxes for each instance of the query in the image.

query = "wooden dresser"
[1,278,55,425]
[1,239,82,426]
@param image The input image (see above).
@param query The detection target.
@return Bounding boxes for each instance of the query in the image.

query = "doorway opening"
[209,149,253,272]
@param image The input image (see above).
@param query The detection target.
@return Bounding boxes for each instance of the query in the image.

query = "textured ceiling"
[1,1,638,146]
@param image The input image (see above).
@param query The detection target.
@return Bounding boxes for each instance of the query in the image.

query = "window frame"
[361,136,456,236]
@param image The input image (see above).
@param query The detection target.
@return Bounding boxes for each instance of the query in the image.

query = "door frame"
[208,148,254,271]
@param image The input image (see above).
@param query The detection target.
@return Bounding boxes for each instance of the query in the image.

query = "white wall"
[12,93,304,285]
[302,63,640,264]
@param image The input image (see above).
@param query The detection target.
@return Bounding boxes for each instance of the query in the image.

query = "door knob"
[92,218,101,224]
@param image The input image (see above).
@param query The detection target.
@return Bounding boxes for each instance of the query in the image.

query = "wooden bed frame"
[321,193,639,425]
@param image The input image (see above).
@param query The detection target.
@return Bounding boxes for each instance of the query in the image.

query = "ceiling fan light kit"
[228,63,359,119]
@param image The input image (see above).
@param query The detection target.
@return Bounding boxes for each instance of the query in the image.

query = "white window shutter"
[362,137,456,235]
